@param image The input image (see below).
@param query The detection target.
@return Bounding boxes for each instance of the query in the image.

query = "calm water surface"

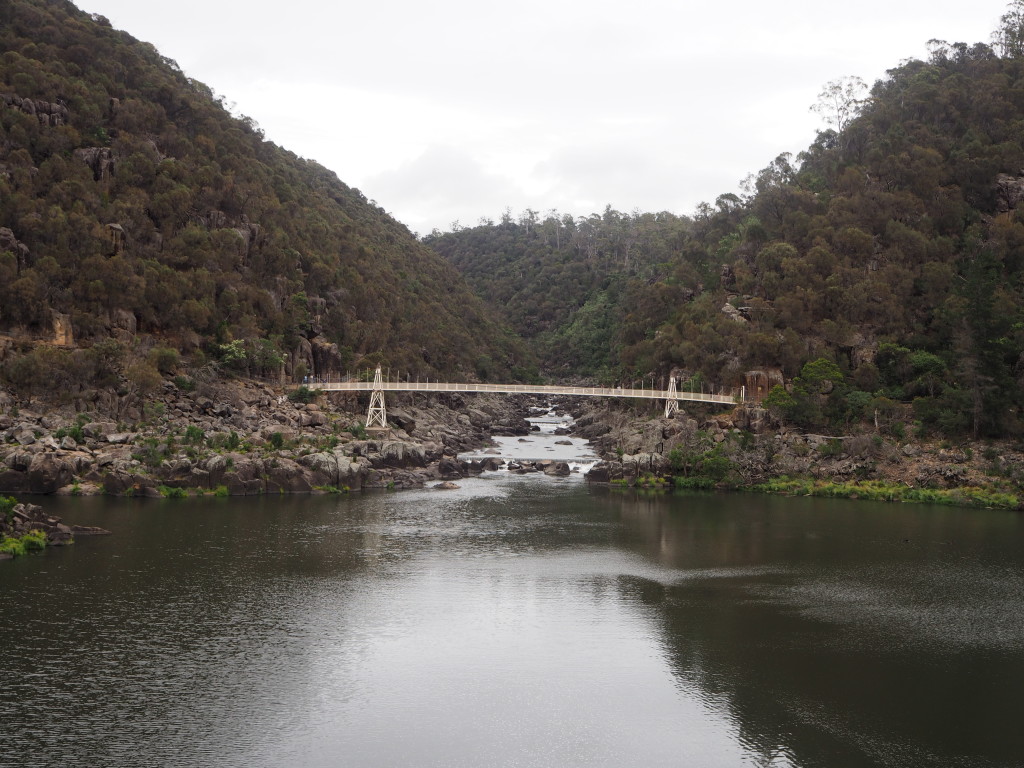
[2,469,1023,767]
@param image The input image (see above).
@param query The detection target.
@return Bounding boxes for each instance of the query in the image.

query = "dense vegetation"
[0,0,533,401]
[424,207,692,377]
[430,6,1024,439]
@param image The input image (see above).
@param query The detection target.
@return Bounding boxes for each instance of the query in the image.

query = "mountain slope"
[0,0,533,389]
[424,207,695,378]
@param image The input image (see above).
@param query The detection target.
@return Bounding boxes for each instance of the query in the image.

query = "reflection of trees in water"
[608,490,1024,767]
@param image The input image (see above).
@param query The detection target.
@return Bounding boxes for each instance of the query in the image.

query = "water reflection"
[2,484,1023,766]
[605,488,1024,767]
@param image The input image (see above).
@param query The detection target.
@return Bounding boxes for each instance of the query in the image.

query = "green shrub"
[149,347,180,374]
[54,423,86,443]
[184,425,204,445]
[673,476,717,490]
[131,438,166,468]
[0,495,15,520]
[816,439,844,458]
[348,423,368,440]
[268,432,285,449]
[173,375,196,392]
[213,485,230,497]
[143,401,166,422]
[158,485,187,499]
[288,386,317,404]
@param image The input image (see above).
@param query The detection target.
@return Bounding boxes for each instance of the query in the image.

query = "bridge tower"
[365,365,388,431]
[664,376,679,418]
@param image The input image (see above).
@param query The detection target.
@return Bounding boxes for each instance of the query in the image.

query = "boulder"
[0,469,30,493]
[467,409,491,428]
[298,410,328,427]
[541,461,571,477]
[83,421,117,439]
[4,451,32,472]
[437,457,464,479]
[264,458,313,493]
[337,456,368,490]
[388,410,416,433]
[379,441,426,468]
[585,460,624,483]
[27,453,73,494]
[72,146,114,181]
[298,452,340,486]
[222,473,264,495]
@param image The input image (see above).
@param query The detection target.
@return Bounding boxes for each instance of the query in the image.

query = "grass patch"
[0,529,47,557]
[635,474,670,489]
[314,485,350,494]
[751,478,1021,510]
[673,476,719,491]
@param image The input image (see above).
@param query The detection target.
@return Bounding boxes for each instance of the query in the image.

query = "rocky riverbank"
[0,500,109,559]
[573,401,1024,508]
[0,378,534,497]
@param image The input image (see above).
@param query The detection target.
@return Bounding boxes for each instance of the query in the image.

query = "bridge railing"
[301,379,740,404]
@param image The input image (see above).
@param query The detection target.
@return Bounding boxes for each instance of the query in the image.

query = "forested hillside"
[424,208,692,377]
[431,10,1024,439]
[0,0,533,397]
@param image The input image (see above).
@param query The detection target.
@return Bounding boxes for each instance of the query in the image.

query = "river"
[2,428,1023,767]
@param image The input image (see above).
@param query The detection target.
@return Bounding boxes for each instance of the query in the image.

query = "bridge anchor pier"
[365,366,388,431]
[664,376,679,418]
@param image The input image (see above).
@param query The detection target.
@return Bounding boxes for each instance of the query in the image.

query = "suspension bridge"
[306,367,743,429]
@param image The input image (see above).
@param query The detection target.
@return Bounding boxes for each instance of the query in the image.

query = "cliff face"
[0,0,532,387]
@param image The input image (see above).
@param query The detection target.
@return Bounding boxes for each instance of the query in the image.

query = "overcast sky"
[80,0,1011,235]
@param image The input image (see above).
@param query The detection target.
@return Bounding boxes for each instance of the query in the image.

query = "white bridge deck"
[310,379,739,405]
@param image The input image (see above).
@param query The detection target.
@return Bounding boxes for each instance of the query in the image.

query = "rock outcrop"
[0,380,532,497]
[1,501,109,559]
